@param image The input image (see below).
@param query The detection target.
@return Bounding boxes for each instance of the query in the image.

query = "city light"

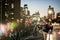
[48,10,53,14]
[0,0,60,40]
[0,23,17,36]
[10,22,17,31]
[38,18,40,21]
[58,31,60,34]
[0,24,6,36]
[33,17,37,20]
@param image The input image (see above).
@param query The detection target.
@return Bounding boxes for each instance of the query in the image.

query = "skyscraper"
[0,0,21,23]
[48,5,55,20]
[24,4,30,16]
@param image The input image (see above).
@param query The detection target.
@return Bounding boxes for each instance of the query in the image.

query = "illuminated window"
[11,17,14,19]
[5,3,8,5]
[11,3,14,8]
[5,12,8,18]
[11,13,14,15]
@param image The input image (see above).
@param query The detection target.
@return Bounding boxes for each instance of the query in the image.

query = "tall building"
[23,4,30,16]
[21,4,31,27]
[32,11,40,25]
[48,5,55,20]
[0,0,21,23]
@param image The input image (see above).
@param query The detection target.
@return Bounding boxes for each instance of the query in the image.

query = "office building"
[48,5,55,20]
[0,0,21,23]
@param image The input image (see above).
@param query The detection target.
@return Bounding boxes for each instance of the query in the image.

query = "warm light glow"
[5,3,8,5]
[10,22,17,29]
[11,3,14,8]
[11,13,14,15]
[0,24,5,33]
[5,12,8,18]
[58,31,60,34]
[49,19,51,22]
[38,18,40,21]
[33,17,37,20]
[0,24,6,36]
[11,17,14,19]
[48,10,52,14]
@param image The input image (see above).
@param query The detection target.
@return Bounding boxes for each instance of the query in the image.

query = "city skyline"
[21,0,60,17]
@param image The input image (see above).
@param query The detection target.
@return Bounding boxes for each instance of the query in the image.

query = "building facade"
[23,4,30,16]
[48,5,55,20]
[32,11,41,25]
[0,0,21,23]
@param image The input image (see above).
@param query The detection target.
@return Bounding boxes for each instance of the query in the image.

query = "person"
[43,19,53,40]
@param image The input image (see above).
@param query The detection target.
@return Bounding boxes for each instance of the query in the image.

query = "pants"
[46,33,53,40]
[43,32,47,40]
